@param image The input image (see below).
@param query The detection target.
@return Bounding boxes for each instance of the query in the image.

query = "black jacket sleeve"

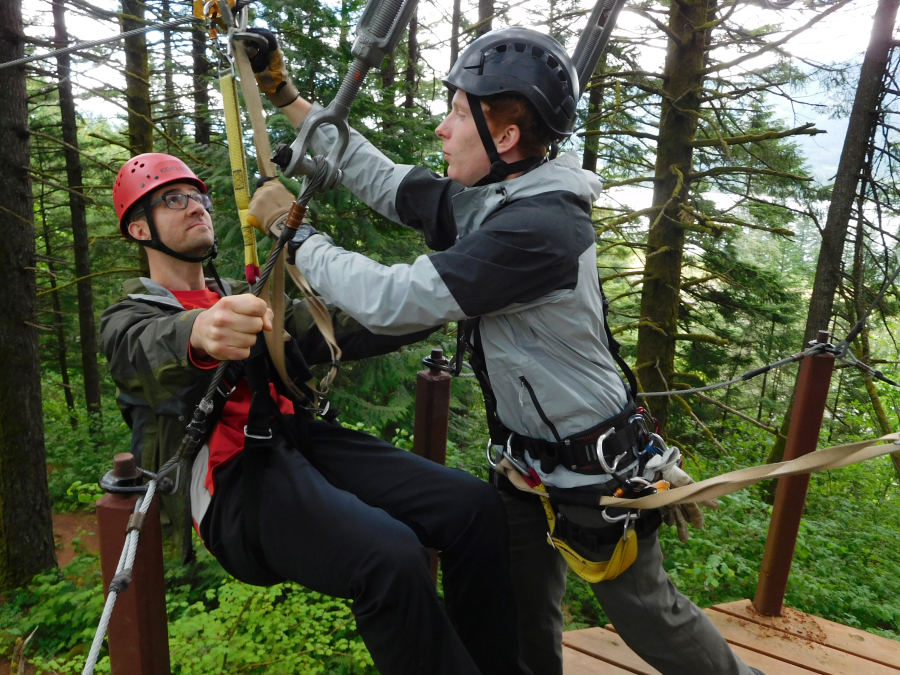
[395,166,465,251]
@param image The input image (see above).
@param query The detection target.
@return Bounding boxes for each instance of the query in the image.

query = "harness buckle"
[243,425,273,440]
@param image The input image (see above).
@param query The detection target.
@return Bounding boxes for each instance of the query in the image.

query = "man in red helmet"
[100,153,533,675]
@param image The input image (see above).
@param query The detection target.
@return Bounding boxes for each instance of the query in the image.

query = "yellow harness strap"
[494,459,638,583]
[536,481,638,584]
[220,70,261,282]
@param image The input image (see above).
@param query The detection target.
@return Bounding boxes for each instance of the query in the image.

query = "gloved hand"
[644,444,718,543]
[244,27,299,108]
[247,177,295,240]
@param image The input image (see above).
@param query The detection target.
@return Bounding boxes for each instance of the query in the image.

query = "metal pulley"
[274,0,420,187]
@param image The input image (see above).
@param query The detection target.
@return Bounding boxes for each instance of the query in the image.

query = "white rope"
[81,478,160,675]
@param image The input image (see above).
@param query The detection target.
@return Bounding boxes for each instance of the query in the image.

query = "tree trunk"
[0,0,57,590]
[582,57,606,173]
[161,0,177,148]
[767,0,899,465]
[192,25,210,145]
[381,53,395,130]
[448,0,461,111]
[850,179,900,477]
[121,0,153,154]
[37,178,77,428]
[477,0,493,37]
[404,9,418,110]
[634,0,710,435]
[53,0,103,430]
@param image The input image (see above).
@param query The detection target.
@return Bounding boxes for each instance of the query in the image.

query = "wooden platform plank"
[729,643,822,675]
[712,600,900,671]
[563,646,637,674]
[594,625,820,675]
[563,628,661,674]
[704,609,899,675]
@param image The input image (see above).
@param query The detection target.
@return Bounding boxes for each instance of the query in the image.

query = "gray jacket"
[298,118,632,487]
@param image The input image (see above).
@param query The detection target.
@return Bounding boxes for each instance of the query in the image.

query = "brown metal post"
[753,331,835,616]
[412,347,453,581]
[412,348,453,465]
[97,453,171,675]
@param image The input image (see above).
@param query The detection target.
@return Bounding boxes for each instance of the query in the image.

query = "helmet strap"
[137,195,219,264]
[466,91,546,187]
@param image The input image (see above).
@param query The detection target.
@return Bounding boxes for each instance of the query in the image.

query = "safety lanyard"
[202,0,342,396]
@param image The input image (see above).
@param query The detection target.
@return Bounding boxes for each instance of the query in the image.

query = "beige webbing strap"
[260,249,341,397]
[231,37,342,397]
[597,433,900,510]
[285,260,342,393]
[232,43,276,178]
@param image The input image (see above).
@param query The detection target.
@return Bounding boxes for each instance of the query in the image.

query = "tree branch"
[689,166,812,181]
[702,0,854,75]
[689,122,824,148]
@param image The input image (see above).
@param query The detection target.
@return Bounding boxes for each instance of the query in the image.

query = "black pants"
[201,419,531,675]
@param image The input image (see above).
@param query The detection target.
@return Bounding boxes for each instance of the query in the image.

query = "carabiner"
[596,427,628,473]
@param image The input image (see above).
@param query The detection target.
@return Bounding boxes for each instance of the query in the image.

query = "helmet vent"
[558,71,567,81]
[547,55,558,69]
[495,44,507,52]
[532,47,544,59]
[514,43,526,52]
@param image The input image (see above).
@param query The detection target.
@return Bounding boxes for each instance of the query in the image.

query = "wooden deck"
[562,599,900,674]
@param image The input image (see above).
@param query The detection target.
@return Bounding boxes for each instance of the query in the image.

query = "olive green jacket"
[100,276,435,476]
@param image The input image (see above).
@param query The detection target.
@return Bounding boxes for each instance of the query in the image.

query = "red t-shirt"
[172,288,294,495]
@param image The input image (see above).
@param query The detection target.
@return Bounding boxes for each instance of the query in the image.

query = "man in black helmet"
[248,25,764,675]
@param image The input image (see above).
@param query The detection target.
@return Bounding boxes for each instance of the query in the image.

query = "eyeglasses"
[149,192,213,212]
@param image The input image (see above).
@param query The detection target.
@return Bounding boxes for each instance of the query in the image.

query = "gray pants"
[502,492,754,675]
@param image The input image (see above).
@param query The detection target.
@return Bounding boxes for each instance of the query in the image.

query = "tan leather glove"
[645,445,718,543]
[244,27,299,108]
[247,178,295,240]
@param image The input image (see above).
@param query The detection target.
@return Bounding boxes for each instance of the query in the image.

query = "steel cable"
[0,18,197,72]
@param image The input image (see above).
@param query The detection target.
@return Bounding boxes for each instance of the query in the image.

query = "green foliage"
[0,551,105,665]
[166,581,374,674]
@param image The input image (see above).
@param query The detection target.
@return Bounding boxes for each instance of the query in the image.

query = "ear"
[127,219,152,242]
[494,123,522,155]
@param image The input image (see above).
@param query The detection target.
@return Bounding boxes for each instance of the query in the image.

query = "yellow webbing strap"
[220,71,260,282]
[500,463,638,584]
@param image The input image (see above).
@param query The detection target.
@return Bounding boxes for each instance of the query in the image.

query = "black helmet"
[443,27,579,138]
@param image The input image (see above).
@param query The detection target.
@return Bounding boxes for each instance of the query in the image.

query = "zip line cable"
[0,17,197,72]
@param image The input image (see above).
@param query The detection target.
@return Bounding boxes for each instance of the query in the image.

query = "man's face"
[435,90,492,187]
[129,182,214,256]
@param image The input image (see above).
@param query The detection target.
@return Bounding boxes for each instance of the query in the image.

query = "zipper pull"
[519,380,525,407]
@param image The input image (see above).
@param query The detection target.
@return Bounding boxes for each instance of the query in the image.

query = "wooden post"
[412,347,453,581]
[753,331,835,616]
[97,454,171,675]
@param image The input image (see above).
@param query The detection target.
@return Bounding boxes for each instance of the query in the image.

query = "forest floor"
[0,513,98,675]
[52,513,98,568]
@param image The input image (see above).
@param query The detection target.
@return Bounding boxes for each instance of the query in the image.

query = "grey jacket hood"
[452,151,603,239]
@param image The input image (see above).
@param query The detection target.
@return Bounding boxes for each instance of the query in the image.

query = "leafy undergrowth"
[1,545,374,674]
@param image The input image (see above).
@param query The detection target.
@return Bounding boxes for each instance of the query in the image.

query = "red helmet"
[113,153,207,238]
